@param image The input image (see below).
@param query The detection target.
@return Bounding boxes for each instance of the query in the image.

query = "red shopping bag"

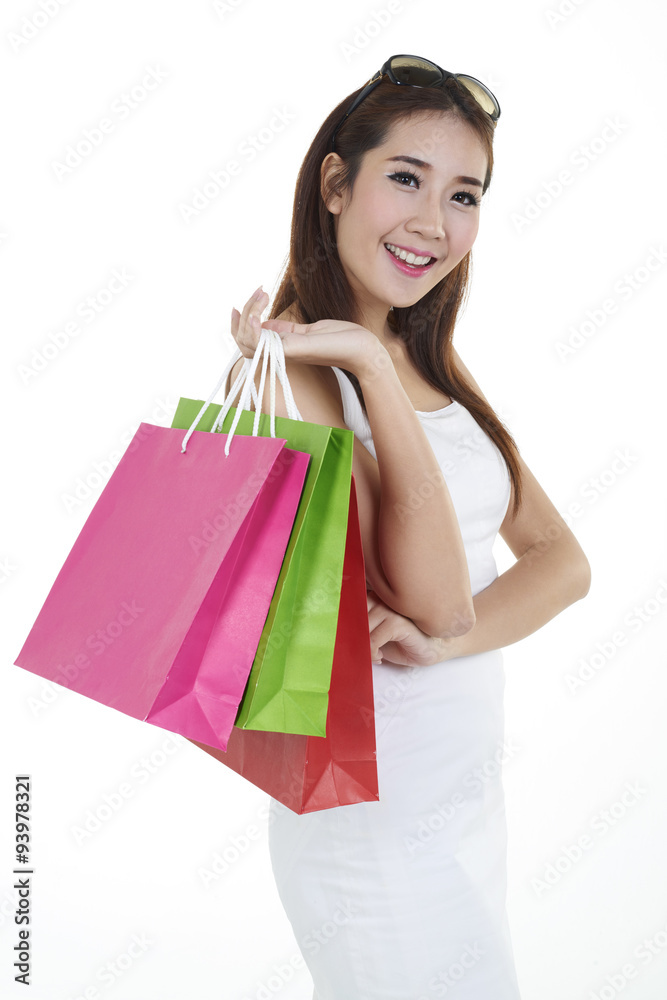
[14,422,310,752]
[188,476,380,813]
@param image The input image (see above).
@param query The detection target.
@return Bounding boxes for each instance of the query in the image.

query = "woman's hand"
[230,288,385,378]
[367,590,458,667]
[230,286,270,360]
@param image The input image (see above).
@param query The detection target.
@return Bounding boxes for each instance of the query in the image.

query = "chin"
[391,291,432,310]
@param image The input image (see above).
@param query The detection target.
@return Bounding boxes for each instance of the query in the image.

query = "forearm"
[434,538,591,659]
[357,355,474,636]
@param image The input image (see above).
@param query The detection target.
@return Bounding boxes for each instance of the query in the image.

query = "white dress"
[267,367,523,1000]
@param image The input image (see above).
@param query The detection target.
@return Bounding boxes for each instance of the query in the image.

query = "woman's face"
[325,112,488,325]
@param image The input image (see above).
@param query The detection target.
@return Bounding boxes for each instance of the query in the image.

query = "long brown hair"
[269,72,523,519]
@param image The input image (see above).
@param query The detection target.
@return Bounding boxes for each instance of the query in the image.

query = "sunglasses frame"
[330,53,500,154]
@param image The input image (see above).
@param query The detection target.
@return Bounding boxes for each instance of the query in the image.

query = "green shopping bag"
[171,386,354,738]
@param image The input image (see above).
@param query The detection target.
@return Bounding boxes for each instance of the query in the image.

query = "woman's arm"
[369,459,591,666]
[228,291,475,637]
[352,346,474,637]
[367,590,450,666]
[370,514,590,666]
[439,457,591,659]
[374,349,592,665]
[444,346,591,656]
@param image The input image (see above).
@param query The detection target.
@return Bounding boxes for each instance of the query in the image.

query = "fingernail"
[252,284,263,300]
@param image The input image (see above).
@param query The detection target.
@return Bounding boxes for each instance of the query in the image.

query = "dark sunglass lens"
[456,75,499,118]
[390,56,442,87]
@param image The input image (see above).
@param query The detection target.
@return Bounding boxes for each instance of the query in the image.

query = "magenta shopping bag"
[14,422,309,751]
[189,477,379,813]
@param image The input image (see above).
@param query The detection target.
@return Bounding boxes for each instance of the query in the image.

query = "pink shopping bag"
[14,421,310,751]
[189,477,380,813]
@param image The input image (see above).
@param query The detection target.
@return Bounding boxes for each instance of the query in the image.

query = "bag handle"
[180,329,302,455]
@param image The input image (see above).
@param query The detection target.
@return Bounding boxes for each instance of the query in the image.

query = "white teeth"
[385,243,434,267]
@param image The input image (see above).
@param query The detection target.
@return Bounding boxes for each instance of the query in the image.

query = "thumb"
[261,317,305,335]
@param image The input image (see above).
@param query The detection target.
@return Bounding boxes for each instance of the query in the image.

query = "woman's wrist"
[436,629,469,661]
[352,339,394,386]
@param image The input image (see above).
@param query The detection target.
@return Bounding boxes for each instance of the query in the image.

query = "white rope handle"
[252,335,272,438]
[209,355,260,436]
[223,329,273,455]
[272,331,302,422]
[180,349,262,453]
[181,349,242,454]
[180,327,302,455]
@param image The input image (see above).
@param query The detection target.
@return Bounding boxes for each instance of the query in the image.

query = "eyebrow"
[385,155,483,188]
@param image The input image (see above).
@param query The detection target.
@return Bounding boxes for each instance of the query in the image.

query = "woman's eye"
[388,170,421,188]
[388,173,480,206]
[454,190,480,207]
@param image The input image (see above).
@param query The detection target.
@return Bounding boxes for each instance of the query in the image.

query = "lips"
[383,243,437,277]
[385,242,437,263]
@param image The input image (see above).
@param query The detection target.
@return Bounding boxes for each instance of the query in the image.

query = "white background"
[2,0,666,998]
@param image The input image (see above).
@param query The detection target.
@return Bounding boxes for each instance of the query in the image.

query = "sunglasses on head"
[330,54,501,154]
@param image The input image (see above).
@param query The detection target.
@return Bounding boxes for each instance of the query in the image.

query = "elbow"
[436,608,476,640]
[573,554,592,601]
[416,603,476,641]
[380,580,476,639]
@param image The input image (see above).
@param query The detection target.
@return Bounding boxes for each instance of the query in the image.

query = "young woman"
[229,54,591,1000]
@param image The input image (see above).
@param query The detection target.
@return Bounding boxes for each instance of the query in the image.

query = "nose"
[406,191,446,243]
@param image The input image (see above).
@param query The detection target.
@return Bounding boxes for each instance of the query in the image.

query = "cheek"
[356,187,393,231]
[452,215,480,252]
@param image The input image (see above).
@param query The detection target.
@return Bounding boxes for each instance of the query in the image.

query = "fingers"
[367,603,389,633]
[231,286,270,358]
[367,592,385,662]
[261,317,301,335]
[369,617,398,651]
[369,630,383,663]
[367,592,398,657]
[369,610,408,663]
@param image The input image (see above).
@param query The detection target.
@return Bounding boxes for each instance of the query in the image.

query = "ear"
[320,152,346,216]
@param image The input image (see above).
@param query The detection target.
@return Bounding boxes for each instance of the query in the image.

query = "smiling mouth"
[384,243,436,267]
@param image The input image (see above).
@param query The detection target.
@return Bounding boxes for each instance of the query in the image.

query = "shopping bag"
[188,476,379,813]
[13,411,310,752]
[171,332,354,738]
